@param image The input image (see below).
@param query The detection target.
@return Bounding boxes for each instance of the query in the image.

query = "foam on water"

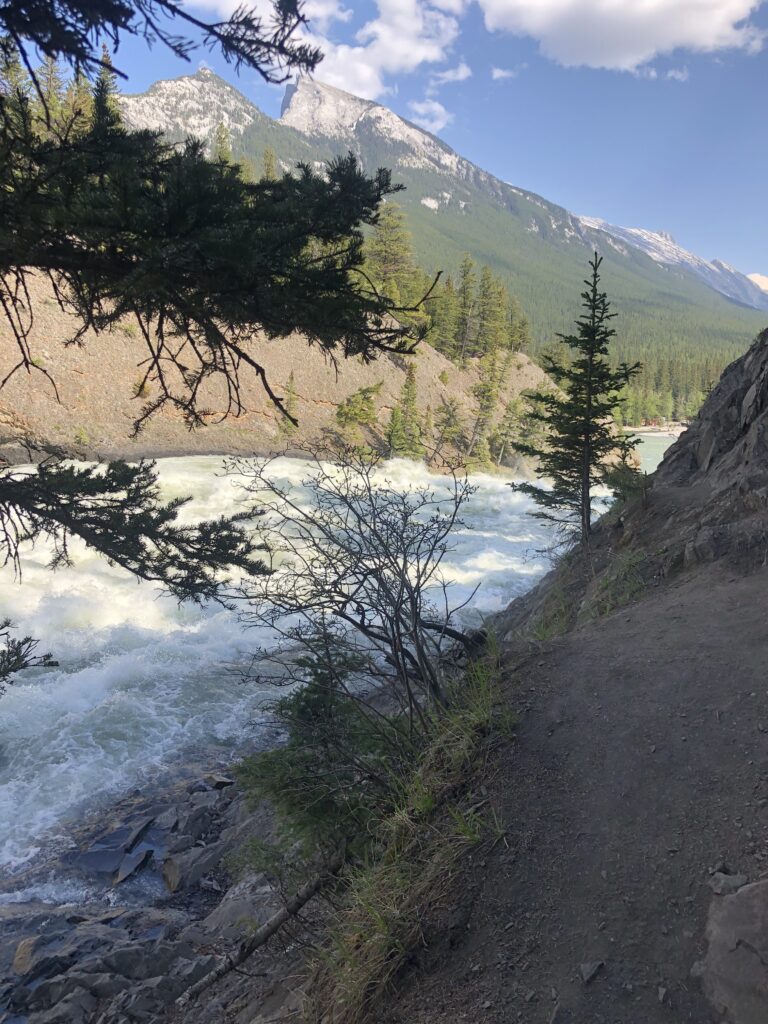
[0,455,554,880]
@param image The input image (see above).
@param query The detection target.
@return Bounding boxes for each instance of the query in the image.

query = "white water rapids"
[0,441,671,887]
[0,456,555,882]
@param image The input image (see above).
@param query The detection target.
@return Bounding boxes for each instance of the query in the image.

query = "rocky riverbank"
[0,767,280,1024]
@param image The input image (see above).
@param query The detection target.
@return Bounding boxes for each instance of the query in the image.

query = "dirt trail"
[378,562,768,1024]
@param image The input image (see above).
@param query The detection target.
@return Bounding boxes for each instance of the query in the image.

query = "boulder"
[163,842,225,893]
[697,878,768,1023]
[114,847,153,885]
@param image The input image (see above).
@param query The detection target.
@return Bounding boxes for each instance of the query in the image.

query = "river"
[0,439,677,891]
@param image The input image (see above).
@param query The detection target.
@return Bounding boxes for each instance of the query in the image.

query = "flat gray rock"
[698,878,768,1023]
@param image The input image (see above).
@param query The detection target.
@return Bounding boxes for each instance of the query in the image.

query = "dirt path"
[378,563,768,1023]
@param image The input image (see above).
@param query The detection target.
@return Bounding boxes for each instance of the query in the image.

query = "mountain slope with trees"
[121,72,767,424]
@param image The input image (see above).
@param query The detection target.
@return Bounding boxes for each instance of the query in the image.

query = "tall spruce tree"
[512,254,641,542]
[468,349,504,456]
[212,121,233,163]
[400,364,423,457]
[34,55,65,133]
[62,67,93,134]
[364,201,416,306]
[262,146,278,180]
[476,266,507,356]
[388,365,422,458]
[456,254,476,364]
[435,397,465,457]
[428,275,459,358]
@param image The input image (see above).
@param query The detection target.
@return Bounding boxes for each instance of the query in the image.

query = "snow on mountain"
[580,218,768,312]
[749,273,768,293]
[120,68,262,143]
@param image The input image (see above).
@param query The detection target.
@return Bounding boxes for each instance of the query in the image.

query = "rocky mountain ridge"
[579,217,768,312]
[120,71,768,328]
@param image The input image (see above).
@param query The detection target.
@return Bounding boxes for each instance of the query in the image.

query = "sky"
[114,0,768,274]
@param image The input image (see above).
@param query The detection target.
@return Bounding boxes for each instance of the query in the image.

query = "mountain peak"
[120,68,263,140]
[280,78,376,138]
[279,76,466,179]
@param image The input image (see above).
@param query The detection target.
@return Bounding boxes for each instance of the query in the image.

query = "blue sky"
[115,0,767,274]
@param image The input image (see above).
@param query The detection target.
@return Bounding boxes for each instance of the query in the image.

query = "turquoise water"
[634,432,678,474]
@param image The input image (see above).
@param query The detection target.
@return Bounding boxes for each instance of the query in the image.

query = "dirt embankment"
[372,327,768,1024]
[0,276,547,466]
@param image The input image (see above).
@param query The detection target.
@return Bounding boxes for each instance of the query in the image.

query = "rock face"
[643,326,768,572]
[121,67,263,143]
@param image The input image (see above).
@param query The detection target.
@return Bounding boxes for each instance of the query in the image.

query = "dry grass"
[304,655,506,1024]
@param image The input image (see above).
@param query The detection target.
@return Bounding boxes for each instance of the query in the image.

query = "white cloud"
[474,0,766,71]
[666,66,690,81]
[430,61,472,85]
[305,0,461,98]
[408,97,453,131]
[491,66,517,79]
[192,0,351,31]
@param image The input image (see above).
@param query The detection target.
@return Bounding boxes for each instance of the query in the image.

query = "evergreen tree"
[336,384,382,434]
[386,405,408,457]
[423,404,435,447]
[434,397,465,457]
[262,146,278,180]
[365,202,414,299]
[512,254,641,542]
[468,349,504,456]
[91,44,119,133]
[427,275,459,357]
[34,56,65,134]
[475,266,507,356]
[456,254,476,364]
[0,38,30,101]
[507,296,531,353]
[62,68,93,135]
[212,121,233,163]
[399,364,422,457]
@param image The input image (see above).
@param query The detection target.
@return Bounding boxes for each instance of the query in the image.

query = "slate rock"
[35,988,97,1024]
[114,848,152,885]
[579,960,605,984]
[163,842,225,893]
[204,773,235,789]
[75,848,125,876]
[708,871,748,896]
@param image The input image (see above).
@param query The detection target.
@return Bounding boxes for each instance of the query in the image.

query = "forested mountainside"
[122,71,768,423]
[0,276,547,469]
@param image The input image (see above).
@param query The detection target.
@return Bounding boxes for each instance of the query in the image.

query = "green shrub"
[588,550,647,618]
[235,653,412,858]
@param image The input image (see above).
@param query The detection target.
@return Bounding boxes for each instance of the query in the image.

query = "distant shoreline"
[625,425,686,438]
